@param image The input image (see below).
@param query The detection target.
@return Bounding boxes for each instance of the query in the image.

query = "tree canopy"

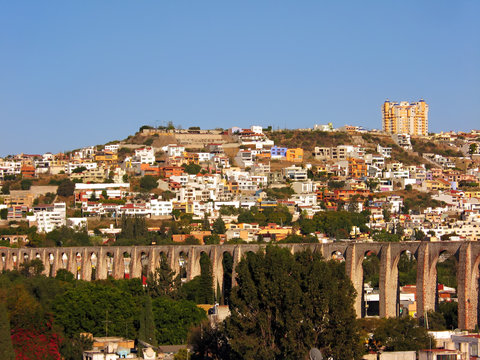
[56,179,75,197]
[372,317,433,352]
[223,246,362,360]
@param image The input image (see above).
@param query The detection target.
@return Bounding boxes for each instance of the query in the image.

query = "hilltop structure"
[382,99,428,136]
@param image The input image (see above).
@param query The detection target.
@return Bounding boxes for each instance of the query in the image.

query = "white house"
[134,147,155,165]
[148,199,173,216]
[34,203,67,233]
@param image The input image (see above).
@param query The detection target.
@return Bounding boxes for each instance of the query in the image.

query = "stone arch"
[61,253,68,269]
[357,248,382,318]
[220,250,234,305]
[122,251,132,279]
[89,252,98,281]
[140,252,149,283]
[429,247,459,278]
[470,250,480,328]
[178,251,188,282]
[10,250,19,269]
[75,252,82,280]
[0,252,6,270]
[432,248,459,310]
[47,253,55,277]
[391,248,418,318]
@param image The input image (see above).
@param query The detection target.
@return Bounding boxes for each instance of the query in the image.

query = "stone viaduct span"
[2,241,480,329]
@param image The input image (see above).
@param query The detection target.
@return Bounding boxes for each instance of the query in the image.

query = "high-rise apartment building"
[382,99,428,136]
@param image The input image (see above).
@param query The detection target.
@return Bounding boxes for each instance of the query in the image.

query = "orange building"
[141,163,161,176]
[160,166,184,178]
[286,148,304,162]
[21,165,36,178]
[184,153,200,164]
[348,158,367,178]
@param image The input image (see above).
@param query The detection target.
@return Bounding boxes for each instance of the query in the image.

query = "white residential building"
[34,203,67,233]
[163,144,185,158]
[292,181,317,194]
[148,199,173,216]
[66,162,98,174]
[197,152,212,163]
[283,166,308,181]
[104,144,120,153]
[134,147,155,165]
[250,125,263,134]
[377,144,392,158]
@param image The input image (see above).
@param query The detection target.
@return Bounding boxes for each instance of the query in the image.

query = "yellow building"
[382,99,428,136]
[94,151,118,164]
[286,148,303,162]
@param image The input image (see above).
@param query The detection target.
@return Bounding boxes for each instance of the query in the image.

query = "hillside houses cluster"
[2,125,480,244]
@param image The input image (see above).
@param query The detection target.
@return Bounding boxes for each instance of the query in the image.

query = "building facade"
[382,99,428,136]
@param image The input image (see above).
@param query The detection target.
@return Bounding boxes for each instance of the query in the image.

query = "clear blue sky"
[1,1,479,156]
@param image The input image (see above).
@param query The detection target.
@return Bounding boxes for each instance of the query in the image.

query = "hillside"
[102,127,465,168]
[267,130,429,166]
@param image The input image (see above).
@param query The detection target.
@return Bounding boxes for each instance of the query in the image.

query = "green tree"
[299,217,316,235]
[372,317,433,351]
[366,179,379,191]
[55,269,75,282]
[139,295,157,346]
[71,166,87,174]
[198,253,214,304]
[20,179,33,190]
[117,216,148,244]
[212,216,226,235]
[438,301,458,330]
[19,259,45,277]
[414,229,426,241]
[328,180,345,189]
[0,208,7,220]
[184,236,200,245]
[183,163,202,175]
[174,348,190,360]
[1,182,10,194]
[469,143,478,155]
[140,175,158,191]
[224,246,362,360]
[397,253,417,286]
[53,282,138,338]
[419,311,446,331]
[373,230,402,242]
[0,302,15,360]
[147,253,180,299]
[363,253,380,288]
[201,213,210,231]
[152,297,206,345]
[204,234,220,245]
[382,208,391,222]
[57,179,75,197]
[190,322,231,360]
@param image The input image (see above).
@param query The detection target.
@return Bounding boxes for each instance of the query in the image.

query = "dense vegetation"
[0,256,211,359]
[191,246,363,360]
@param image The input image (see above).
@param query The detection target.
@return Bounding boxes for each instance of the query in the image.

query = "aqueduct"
[1,241,480,330]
